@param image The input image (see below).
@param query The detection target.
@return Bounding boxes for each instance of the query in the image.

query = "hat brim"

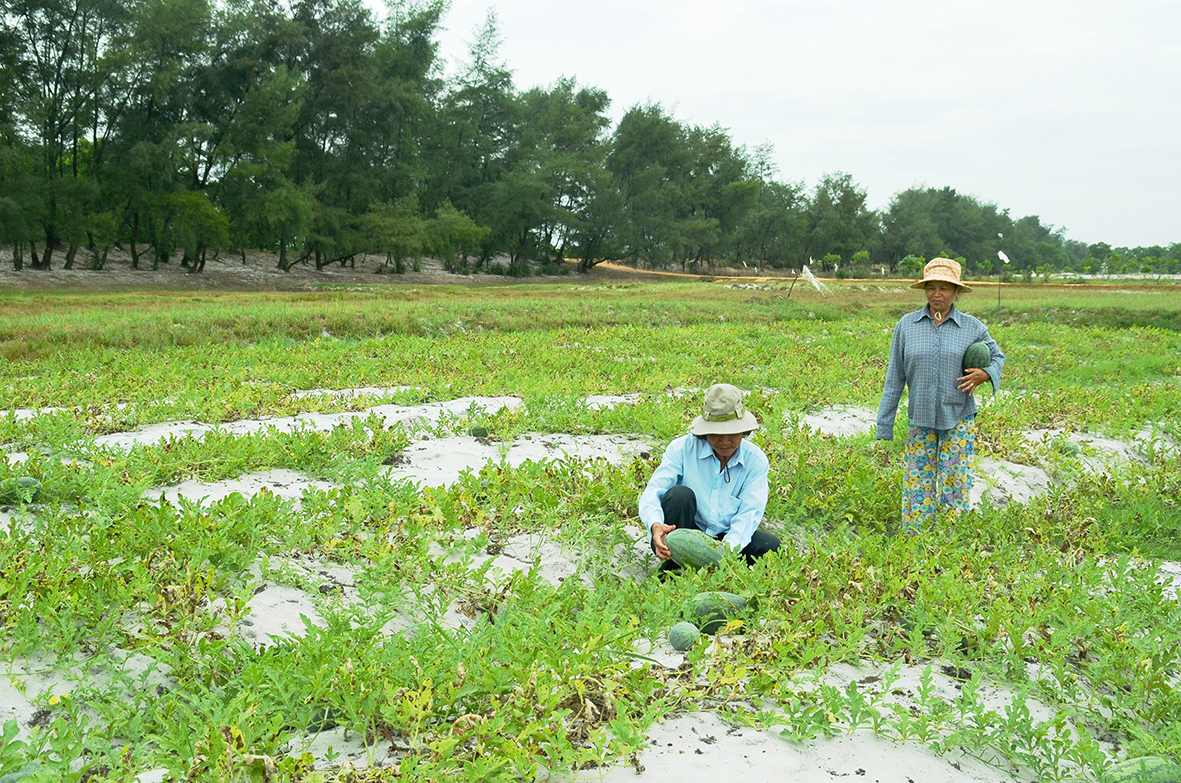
[690,412,759,436]
[910,278,972,292]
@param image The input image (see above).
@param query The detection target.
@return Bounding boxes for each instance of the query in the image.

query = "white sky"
[415,0,1180,249]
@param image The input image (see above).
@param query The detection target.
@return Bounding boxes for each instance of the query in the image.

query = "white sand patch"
[595,659,1105,782]
[590,711,809,781]
[5,452,102,470]
[1,649,173,745]
[0,506,33,534]
[7,402,142,424]
[208,556,386,645]
[94,419,216,450]
[973,457,1053,507]
[210,528,600,652]
[230,580,328,646]
[1071,432,1149,465]
[219,395,523,437]
[282,725,399,773]
[429,531,589,590]
[146,468,337,508]
[585,393,643,410]
[1158,562,1181,599]
[7,407,68,420]
[0,663,64,744]
[132,770,169,783]
[628,635,708,671]
[207,555,413,648]
[92,396,523,451]
[797,405,878,438]
[584,389,706,411]
[1134,423,1178,452]
[197,516,658,654]
[386,435,500,486]
[815,661,1068,731]
[217,576,477,648]
[291,386,413,400]
[667,387,703,399]
[481,533,582,587]
[384,433,654,488]
[212,557,352,646]
[1023,428,1142,457]
[787,731,1030,783]
[506,433,652,466]
[586,710,1021,783]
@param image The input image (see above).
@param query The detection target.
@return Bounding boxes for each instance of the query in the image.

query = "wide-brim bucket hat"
[690,384,759,436]
[910,257,973,292]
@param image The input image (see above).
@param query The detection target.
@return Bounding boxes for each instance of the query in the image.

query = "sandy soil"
[3,391,1177,783]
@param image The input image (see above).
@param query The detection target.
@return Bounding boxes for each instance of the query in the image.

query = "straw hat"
[690,384,759,436]
[910,258,973,292]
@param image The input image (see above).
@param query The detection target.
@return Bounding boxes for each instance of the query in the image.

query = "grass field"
[1,278,1180,782]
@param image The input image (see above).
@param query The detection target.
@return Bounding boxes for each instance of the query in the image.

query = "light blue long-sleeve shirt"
[876,305,1005,439]
[638,434,769,552]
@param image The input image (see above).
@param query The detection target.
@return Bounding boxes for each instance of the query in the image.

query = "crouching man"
[640,383,781,573]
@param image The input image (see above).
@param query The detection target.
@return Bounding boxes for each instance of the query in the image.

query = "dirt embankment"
[0,248,773,293]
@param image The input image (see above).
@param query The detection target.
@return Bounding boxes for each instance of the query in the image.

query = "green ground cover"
[0,280,1179,781]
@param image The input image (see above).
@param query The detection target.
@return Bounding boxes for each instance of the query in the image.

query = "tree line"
[1,0,1177,277]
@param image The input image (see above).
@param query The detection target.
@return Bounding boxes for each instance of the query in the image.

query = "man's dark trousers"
[654,485,780,571]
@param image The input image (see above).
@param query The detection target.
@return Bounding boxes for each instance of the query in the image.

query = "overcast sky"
[411,0,1180,249]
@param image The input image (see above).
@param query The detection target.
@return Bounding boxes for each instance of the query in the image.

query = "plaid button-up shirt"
[875,305,1005,439]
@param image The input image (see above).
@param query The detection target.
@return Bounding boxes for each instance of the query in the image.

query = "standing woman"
[876,258,1005,533]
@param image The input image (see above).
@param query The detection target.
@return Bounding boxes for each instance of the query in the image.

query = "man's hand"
[651,523,676,560]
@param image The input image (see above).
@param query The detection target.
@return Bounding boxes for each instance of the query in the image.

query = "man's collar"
[695,436,746,465]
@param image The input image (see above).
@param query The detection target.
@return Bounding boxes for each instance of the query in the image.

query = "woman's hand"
[651,523,676,560]
[957,368,991,394]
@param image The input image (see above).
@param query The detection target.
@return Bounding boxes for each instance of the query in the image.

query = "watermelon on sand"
[0,477,40,504]
[693,591,748,634]
[668,621,700,652]
[1101,756,1181,783]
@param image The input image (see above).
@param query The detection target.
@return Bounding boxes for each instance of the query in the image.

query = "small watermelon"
[962,341,990,371]
[668,621,701,652]
[1101,756,1181,783]
[665,528,725,570]
[0,761,46,783]
[693,591,748,634]
[0,477,40,505]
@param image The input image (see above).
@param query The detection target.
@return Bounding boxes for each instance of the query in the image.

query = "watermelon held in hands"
[1101,757,1181,783]
[668,621,701,652]
[665,528,725,570]
[962,341,991,371]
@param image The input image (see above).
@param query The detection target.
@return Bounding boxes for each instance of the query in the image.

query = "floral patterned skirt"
[901,416,975,533]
